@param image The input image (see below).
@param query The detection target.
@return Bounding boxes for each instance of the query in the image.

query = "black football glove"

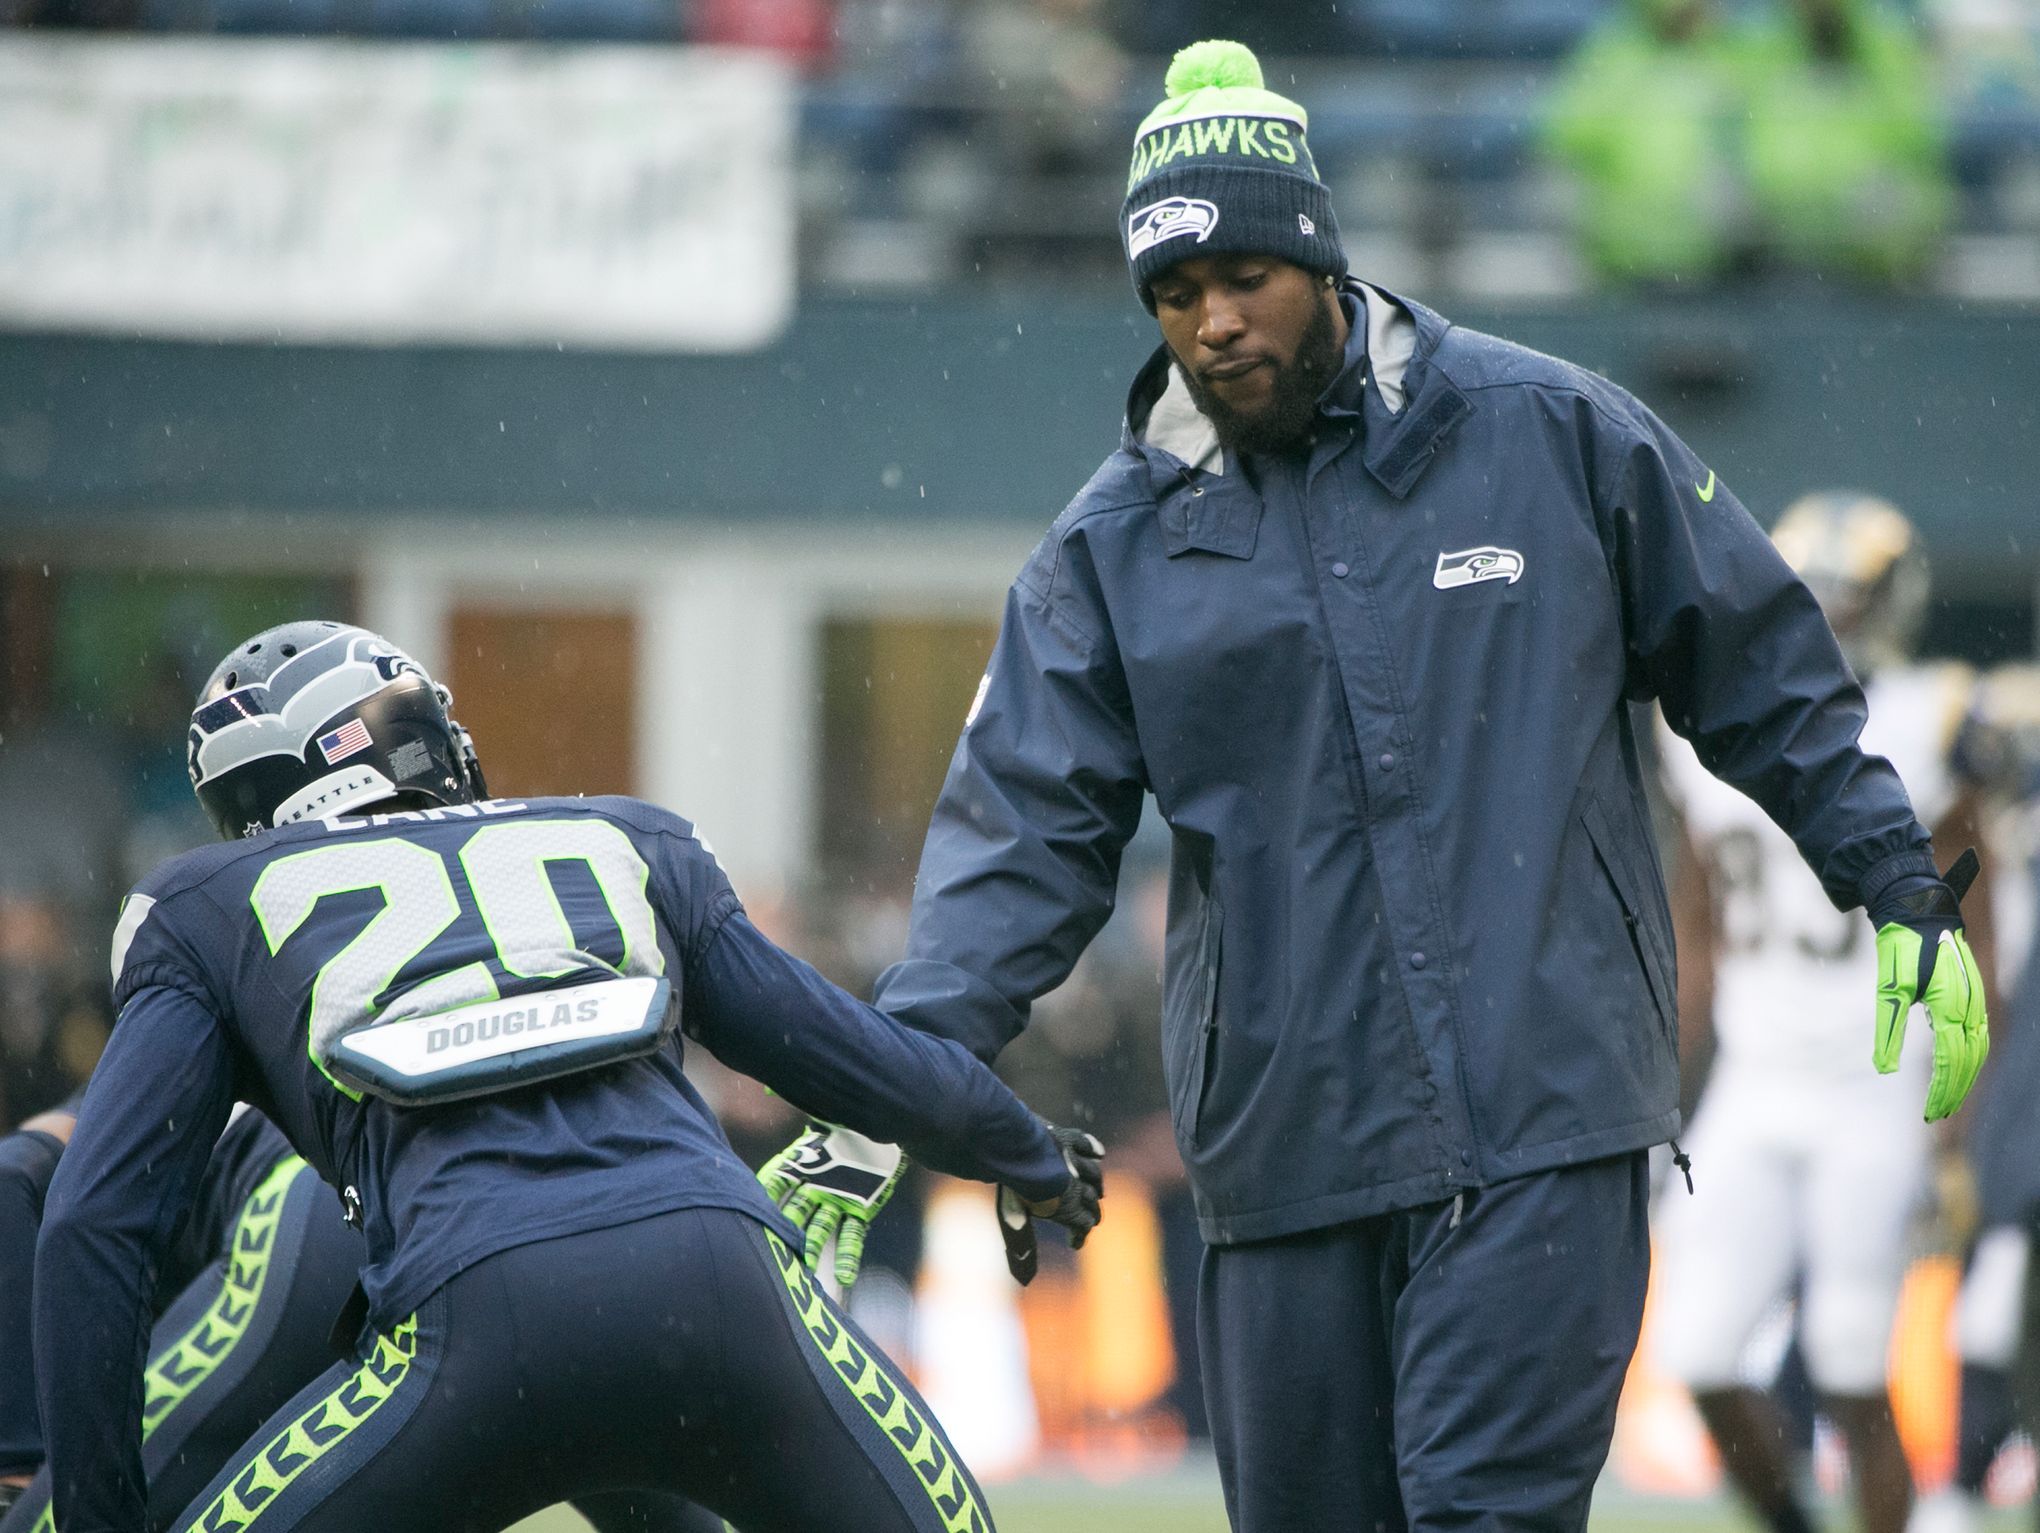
[997,1125,1104,1286]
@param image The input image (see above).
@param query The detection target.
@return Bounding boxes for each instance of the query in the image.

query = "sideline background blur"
[2,0,2037,1523]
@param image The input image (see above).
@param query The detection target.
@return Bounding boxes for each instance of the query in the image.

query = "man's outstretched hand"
[998,1126,1105,1286]
[758,1121,905,1290]
[1871,848,1990,1122]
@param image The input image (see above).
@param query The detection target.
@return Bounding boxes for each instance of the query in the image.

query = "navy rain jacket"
[875,283,1937,1245]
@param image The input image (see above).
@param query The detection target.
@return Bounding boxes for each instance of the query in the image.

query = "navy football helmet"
[188,621,487,840]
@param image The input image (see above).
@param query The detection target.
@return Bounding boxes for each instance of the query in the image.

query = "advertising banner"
[0,39,795,349]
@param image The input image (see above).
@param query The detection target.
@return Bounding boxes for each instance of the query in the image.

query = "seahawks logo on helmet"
[1127,196,1221,259]
[187,621,487,841]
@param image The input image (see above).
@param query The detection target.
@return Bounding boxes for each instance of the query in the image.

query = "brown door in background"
[817,614,998,895]
[446,606,637,799]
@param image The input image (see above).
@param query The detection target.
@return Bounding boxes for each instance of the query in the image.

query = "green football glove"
[1870,849,1989,1122]
[758,1121,905,1290]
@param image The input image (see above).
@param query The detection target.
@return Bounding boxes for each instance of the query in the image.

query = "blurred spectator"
[963,0,1126,178]
[693,0,835,69]
[1543,0,1743,285]
[1739,0,1954,283]
[1548,0,1955,287]
[1926,0,2040,115]
[0,0,141,25]
[0,705,123,1125]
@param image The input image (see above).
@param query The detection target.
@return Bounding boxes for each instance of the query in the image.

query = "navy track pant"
[1199,1152,1651,1533]
[166,1206,996,1533]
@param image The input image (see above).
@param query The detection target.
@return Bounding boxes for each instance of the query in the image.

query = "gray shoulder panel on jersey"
[109,893,158,985]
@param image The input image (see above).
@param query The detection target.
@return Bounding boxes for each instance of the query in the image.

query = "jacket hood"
[1124,280,1471,500]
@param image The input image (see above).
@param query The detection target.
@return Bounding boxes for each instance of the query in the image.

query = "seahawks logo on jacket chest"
[1433,546,1525,589]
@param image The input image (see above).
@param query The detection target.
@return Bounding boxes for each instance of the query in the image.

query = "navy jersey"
[38,796,1067,1531]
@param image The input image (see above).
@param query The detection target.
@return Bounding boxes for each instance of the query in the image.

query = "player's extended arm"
[1601,410,1985,1117]
[35,986,232,1533]
[688,910,1084,1219]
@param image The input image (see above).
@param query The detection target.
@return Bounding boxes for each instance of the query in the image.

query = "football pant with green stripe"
[166,1206,994,1533]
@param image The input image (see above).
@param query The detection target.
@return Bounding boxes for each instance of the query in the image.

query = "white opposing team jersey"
[1661,664,1971,1081]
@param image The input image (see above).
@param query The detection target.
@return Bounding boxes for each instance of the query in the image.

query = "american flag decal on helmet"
[317,718,373,764]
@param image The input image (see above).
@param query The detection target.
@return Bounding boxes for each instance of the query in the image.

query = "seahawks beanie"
[1121,40,1347,311]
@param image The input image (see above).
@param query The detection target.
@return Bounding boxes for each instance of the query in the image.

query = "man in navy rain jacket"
[778,37,1991,1533]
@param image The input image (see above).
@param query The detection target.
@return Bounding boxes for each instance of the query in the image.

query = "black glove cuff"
[1855,849,1941,914]
[1869,874,1964,930]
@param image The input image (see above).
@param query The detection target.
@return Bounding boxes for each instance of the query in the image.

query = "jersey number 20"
[249,819,662,1094]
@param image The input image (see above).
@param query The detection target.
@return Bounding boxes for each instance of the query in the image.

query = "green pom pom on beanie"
[1165,38,1264,95]
[1135,38,1308,145]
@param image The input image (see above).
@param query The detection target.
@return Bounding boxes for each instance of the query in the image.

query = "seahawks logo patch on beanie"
[1128,196,1220,259]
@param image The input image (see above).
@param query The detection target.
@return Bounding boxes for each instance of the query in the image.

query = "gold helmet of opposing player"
[1770,491,1930,681]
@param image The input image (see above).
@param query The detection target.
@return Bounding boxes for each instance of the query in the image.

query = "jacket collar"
[1122,280,1473,502]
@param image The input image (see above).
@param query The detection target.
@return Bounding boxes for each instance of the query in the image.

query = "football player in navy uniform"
[1,1097,720,1533]
[36,622,1101,1533]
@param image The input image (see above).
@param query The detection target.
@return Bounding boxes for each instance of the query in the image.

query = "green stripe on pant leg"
[765,1232,992,1533]
[141,1156,308,1438]
[180,1315,417,1531]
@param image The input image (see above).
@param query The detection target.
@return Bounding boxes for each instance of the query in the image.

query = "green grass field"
[505,1467,2033,1533]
